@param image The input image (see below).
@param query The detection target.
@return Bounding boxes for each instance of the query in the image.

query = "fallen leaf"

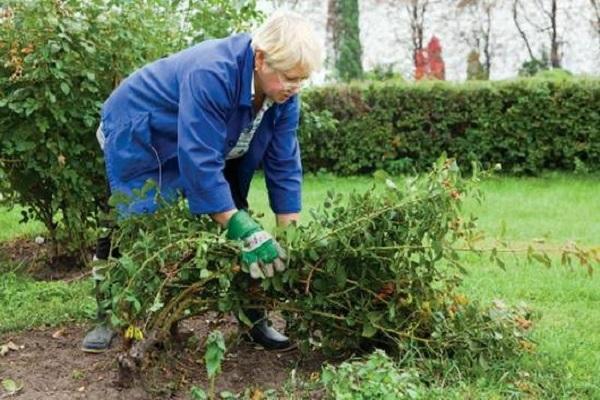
[0,341,20,356]
[6,341,19,351]
[515,316,533,330]
[251,388,264,400]
[52,328,66,339]
[1,378,23,395]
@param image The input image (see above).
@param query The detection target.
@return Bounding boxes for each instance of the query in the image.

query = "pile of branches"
[97,157,534,383]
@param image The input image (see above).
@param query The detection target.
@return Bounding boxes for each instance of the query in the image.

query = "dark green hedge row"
[298,78,600,175]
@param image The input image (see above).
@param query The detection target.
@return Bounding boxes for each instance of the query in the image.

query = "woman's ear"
[254,49,266,71]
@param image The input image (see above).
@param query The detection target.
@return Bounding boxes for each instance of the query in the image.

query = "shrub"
[466,50,488,81]
[364,63,404,82]
[97,158,535,384]
[0,0,180,259]
[534,68,573,80]
[320,350,422,399]
[518,48,550,77]
[0,0,263,260]
[299,78,600,175]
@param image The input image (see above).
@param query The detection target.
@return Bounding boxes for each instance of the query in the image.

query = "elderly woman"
[82,10,323,352]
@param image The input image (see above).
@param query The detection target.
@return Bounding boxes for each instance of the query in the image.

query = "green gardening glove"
[226,210,287,279]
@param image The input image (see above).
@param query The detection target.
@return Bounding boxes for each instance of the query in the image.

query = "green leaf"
[190,386,208,400]
[335,264,347,289]
[199,269,212,279]
[120,256,137,277]
[205,330,226,378]
[531,252,552,268]
[272,274,284,291]
[149,299,164,313]
[237,310,252,327]
[60,82,70,95]
[2,378,22,394]
[361,322,377,338]
[373,169,389,181]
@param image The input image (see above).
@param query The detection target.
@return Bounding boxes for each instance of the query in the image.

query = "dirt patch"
[0,316,329,399]
[0,238,88,282]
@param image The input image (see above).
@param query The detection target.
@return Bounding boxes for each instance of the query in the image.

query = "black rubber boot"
[81,324,116,353]
[93,234,120,261]
[82,235,117,353]
[242,309,293,351]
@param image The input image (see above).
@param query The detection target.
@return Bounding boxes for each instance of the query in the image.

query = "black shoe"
[81,324,116,353]
[95,235,120,260]
[242,310,293,351]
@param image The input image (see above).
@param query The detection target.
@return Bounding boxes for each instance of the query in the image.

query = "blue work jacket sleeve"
[178,69,236,215]
[263,96,303,214]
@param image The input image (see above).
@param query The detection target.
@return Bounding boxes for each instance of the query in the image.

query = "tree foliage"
[330,0,363,82]
[415,36,445,80]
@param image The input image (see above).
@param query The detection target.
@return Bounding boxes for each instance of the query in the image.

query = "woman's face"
[254,50,308,104]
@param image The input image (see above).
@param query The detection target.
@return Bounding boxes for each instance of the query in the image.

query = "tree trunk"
[549,0,560,68]
[408,1,428,68]
[591,0,600,52]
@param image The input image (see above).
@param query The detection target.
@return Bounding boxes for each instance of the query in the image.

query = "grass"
[0,206,44,242]
[1,172,599,397]
[251,171,600,246]
[462,172,600,246]
[0,273,94,333]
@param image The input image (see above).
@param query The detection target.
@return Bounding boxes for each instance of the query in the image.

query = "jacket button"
[228,140,235,147]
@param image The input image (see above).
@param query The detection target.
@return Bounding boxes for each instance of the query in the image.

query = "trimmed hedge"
[298,78,600,175]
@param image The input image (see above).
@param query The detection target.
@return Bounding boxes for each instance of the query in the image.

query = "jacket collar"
[240,41,254,108]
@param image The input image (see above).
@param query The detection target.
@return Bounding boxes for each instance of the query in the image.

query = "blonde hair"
[251,10,323,75]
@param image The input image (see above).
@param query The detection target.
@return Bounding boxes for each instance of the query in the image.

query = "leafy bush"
[320,350,422,399]
[534,68,573,80]
[0,0,180,258]
[98,158,535,384]
[0,0,263,260]
[466,50,488,81]
[518,49,550,77]
[364,63,404,83]
[299,78,600,175]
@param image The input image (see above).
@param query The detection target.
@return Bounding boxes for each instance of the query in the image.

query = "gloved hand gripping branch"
[226,210,287,279]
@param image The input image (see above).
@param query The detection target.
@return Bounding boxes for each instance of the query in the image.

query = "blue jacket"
[101,33,302,215]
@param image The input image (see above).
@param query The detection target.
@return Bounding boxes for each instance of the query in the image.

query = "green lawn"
[1,172,599,397]
[0,206,44,242]
[0,273,94,332]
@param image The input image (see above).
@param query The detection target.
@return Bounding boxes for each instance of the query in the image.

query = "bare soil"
[0,240,332,399]
[0,238,87,282]
[0,316,329,399]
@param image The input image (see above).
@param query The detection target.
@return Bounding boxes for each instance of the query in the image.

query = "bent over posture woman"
[82,10,323,353]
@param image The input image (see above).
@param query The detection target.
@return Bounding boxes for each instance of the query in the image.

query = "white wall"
[257,0,600,81]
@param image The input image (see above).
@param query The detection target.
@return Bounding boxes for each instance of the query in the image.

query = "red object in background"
[414,36,446,81]
[415,49,427,80]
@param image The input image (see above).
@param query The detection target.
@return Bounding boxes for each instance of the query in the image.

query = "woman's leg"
[82,179,118,352]
[223,157,292,350]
